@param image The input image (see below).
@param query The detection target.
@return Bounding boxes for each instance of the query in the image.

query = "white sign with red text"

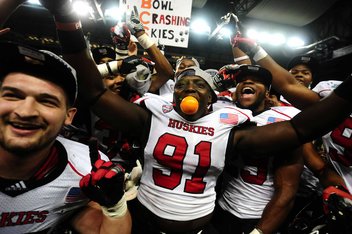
[125,0,192,48]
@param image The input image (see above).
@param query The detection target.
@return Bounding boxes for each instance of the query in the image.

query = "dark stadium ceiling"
[4,0,352,84]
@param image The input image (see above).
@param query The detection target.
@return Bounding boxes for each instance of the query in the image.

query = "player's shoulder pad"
[57,136,109,174]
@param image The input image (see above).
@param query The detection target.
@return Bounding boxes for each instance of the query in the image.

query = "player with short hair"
[212,64,303,234]
[0,41,131,234]
[33,1,352,233]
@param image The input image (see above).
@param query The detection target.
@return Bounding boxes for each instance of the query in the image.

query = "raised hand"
[80,159,125,208]
[119,56,153,94]
[212,64,241,91]
[111,23,131,56]
[232,33,268,62]
[126,6,144,35]
[119,55,152,74]
[231,32,257,52]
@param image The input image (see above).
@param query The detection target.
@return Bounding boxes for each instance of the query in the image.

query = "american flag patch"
[65,187,87,203]
[267,116,285,124]
[220,113,239,125]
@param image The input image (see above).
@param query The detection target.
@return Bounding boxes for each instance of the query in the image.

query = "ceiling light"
[27,0,41,5]
[190,19,210,35]
[73,1,93,16]
[287,36,305,48]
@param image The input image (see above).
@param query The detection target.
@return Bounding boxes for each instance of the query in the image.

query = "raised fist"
[111,23,131,55]
[80,159,125,208]
[212,64,241,91]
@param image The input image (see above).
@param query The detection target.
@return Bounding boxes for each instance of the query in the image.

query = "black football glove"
[212,64,241,91]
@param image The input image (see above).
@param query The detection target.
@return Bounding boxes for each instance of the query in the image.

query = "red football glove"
[80,159,125,208]
[231,32,258,53]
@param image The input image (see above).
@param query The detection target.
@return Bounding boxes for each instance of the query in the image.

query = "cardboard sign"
[125,0,192,48]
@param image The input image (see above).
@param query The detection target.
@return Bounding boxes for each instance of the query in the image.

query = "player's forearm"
[145,45,174,93]
[257,55,320,109]
[72,202,132,234]
[290,89,352,144]
[100,209,132,234]
[318,167,346,188]
[232,47,252,65]
[257,194,294,233]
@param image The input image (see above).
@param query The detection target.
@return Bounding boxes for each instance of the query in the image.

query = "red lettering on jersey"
[15,211,25,225]
[36,211,49,223]
[0,212,10,226]
[240,158,269,185]
[188,124,196,133]
[208,127,214,136]
[329,117,352,167]
[182,122,189,131]
[23,211,36,224]
[167,118,215,136]
[153,133,211,194]
[0,211,48,227]
[168,118,177,128]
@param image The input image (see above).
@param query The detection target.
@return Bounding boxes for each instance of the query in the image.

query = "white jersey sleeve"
[322,113,352,193]
[312,80,342,98]
[218,106,300,219]
[313,81,352,192]
[136,94,252,221]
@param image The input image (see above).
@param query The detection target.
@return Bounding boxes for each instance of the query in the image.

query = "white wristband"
[137,33,155,49]
[97,61,119,77]
[234,55,250,63]
[253,46,268,62]
[249,228,264,234]
[101,195,127,218]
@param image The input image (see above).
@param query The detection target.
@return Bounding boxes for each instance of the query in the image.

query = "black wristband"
[57,29,87,54]
[333,74,352,101]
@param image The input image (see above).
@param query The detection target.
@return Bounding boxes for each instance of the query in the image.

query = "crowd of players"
[1,0,352,233]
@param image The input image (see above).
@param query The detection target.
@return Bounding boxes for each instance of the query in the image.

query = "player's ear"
[208,94,213,105]
[64,107,77,125]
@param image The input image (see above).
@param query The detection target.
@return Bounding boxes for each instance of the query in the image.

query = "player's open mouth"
[241,87,255,94]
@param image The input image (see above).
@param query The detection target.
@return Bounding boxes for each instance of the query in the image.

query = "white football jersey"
[135,94,252,221]
[313,80,352,192]
[312,80,342,98]
[218,106,300,219]
[0,136,108,233]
